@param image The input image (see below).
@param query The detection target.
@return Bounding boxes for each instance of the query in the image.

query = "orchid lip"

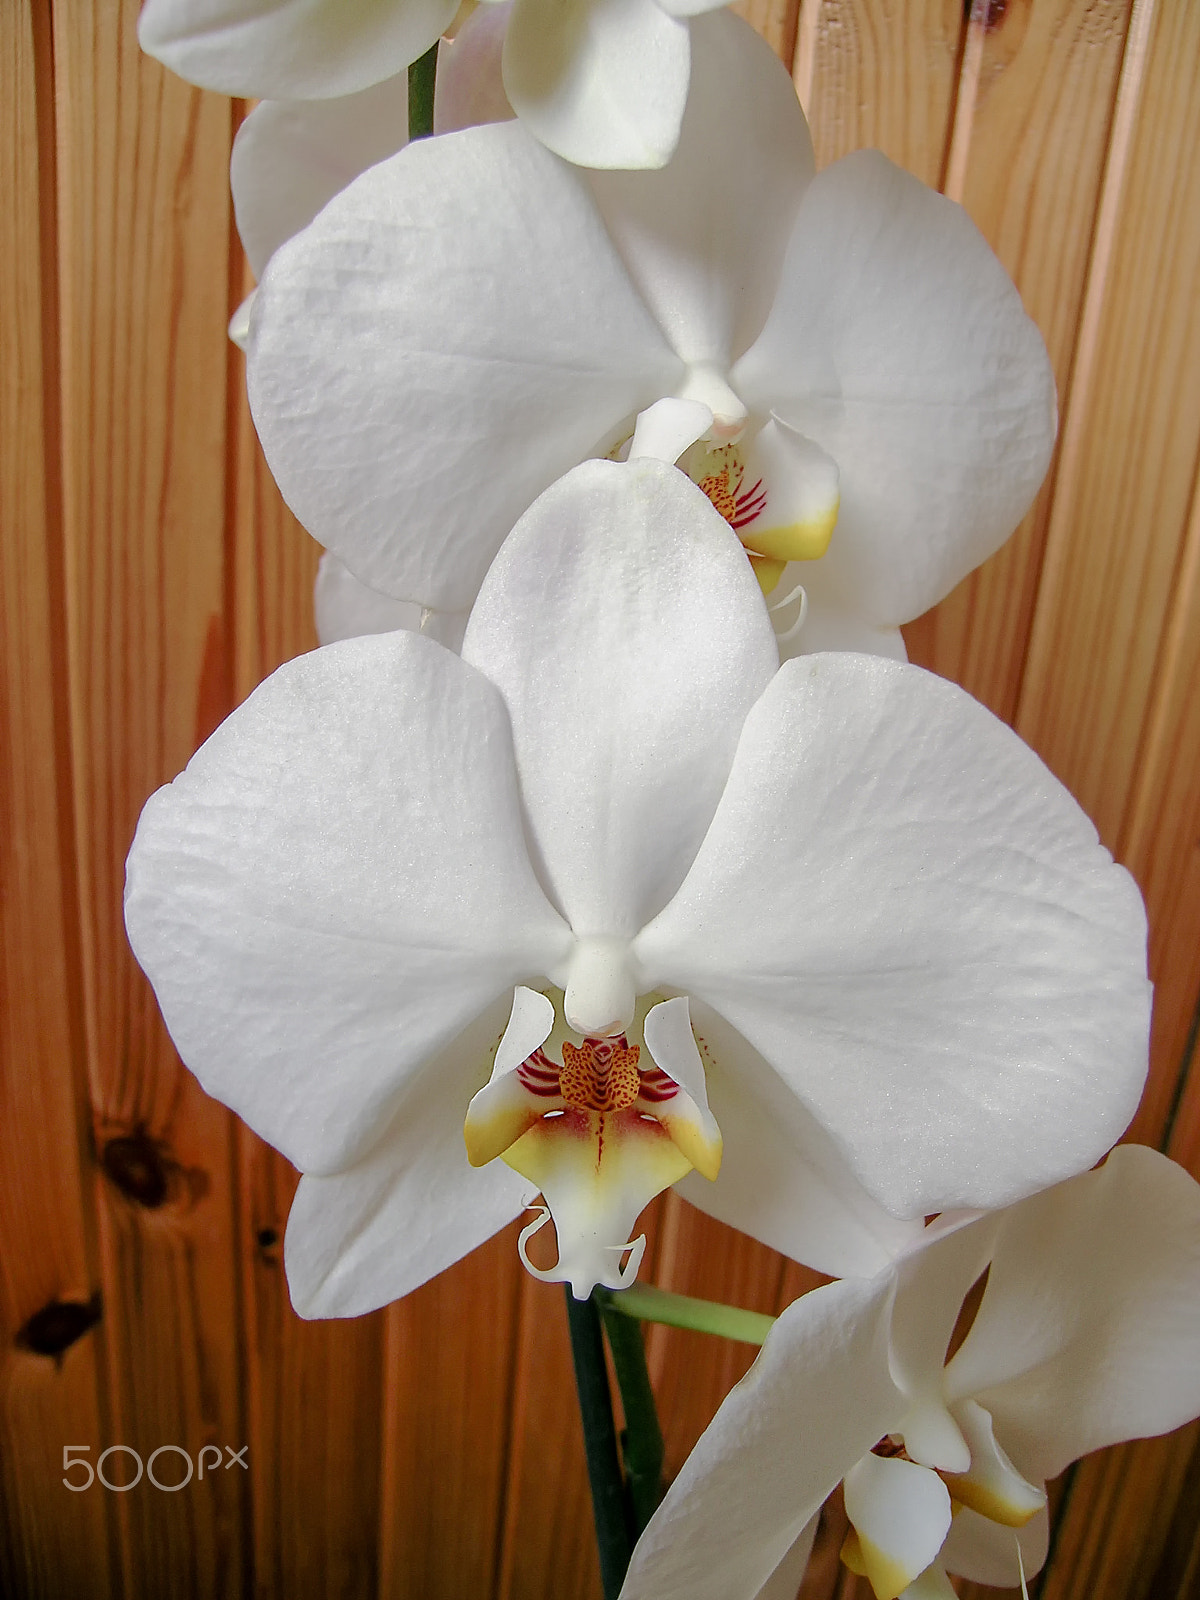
[463,990,722,1298]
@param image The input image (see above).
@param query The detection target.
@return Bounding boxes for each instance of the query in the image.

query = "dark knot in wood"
[17,1292,102,1359]
[102,1130,170,1208]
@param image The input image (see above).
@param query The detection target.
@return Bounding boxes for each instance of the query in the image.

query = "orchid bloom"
[246,11,1055,660]
[224,12,512,349]
[138,0,729,170]
[620,1144,1200,1600]
[125,459,1144,1313]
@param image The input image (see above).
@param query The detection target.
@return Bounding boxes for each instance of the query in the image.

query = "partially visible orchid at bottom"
[125,457,1147,1316]
[618,1144,1200,1600]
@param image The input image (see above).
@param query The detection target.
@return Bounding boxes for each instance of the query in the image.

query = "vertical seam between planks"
[939,1,986,201]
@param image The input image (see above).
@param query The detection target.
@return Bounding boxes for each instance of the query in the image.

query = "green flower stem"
[564,1287,633,1600]
[599,1301,665,1532]
[407,41,439,141]
[600,1283,777,1347]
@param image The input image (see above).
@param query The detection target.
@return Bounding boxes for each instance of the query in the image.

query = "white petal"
[231,75,410,279]
[677,1000,926,1279]
[463,459,779,937]
[138,0,459,99]
[587,11,813,368]
[843,1454,952,1600]
[248,122,682,611]
[635,654,1149,1215]
[939,1505,1049,1588]
[434,4,515,133]
[314,553,469,652]
[889,1216,1000,1471]
[502,0,689,170]
[124,632,571,1174]
[945,1145,1200,1482]
[656,0,729,14]
[314,550,423,644]
[751,1518,818,1600]
[776,574,908,662]
[620,1275,903,1600]
[284,997,530,1316]
[733,150,1057,626]
[897,1566,958,1600]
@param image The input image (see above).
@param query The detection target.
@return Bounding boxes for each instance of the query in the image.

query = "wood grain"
[495,1276,604,1600]
[51,1,248,1591]
[794,0,964,183]
[381,1232,524,1600]
[904,0,1135,721]
[1015,0,1200,847]
[0,4,115,1593]
[4,0,1200,1595]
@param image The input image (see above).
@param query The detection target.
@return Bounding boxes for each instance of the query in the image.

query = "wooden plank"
[903,0,1136,722]
[0,3,116,1593]
[793,0,964,183]
[239,1144,385,1600]
[51,2,249,1591]
[382,1233,523,1600]
[1039,1427,1199,1600]
[1123,474,1200,1152]
[1014,0,1200,847]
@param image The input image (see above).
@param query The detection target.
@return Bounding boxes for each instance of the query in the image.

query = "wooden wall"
[2,0,1198,1595]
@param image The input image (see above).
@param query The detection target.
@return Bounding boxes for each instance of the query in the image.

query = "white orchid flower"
[224,11,512,349]
[138,0,728,170]
[246,11,1055,661]
[125,459,1144,1313]
[619,1145,1200,1600]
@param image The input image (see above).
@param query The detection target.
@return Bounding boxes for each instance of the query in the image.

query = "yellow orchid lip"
[739,504,839,565]
[839,1525,914,1600]
[748,553,787,595]
[686,433,840,591]
[462,993,722,1297]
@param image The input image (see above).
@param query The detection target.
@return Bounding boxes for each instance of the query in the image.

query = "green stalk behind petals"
[599,1302,665,1531]
[408,41,438,141]
[565,1287,633,1600]
[600,1284,777,1347]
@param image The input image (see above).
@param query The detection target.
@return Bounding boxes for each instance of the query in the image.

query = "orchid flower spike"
[246,11,1056,661]
[125,460,1145,1315]
[619,1145,1200,1600]
[138,0,730,170]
